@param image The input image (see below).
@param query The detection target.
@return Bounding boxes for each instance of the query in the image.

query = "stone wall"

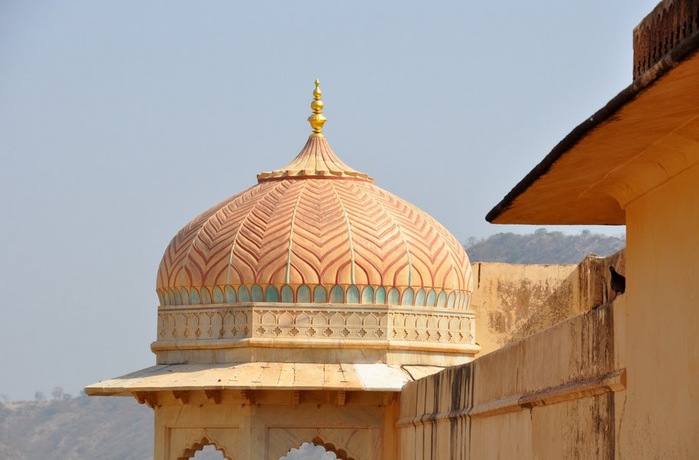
[472,253,624,356]
[397,301,625,459]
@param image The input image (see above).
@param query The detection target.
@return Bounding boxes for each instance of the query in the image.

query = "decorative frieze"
[156,304,476,349]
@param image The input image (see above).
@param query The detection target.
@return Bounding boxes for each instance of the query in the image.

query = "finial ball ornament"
[311,99,324,111]
[308,79,327,135]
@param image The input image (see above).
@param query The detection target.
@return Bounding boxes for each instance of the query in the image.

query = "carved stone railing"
[152,303,479,363]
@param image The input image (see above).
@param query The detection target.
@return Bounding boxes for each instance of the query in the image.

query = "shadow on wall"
[472,249,625,355]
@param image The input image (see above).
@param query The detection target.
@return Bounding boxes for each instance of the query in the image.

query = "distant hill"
[465,229,625,264]
[0,395,152,460]
[0,396,317,460]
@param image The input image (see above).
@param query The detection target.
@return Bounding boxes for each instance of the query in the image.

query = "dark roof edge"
[485,30,699,224]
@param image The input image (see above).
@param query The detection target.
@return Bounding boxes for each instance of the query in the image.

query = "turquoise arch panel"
[212,286,224,303]
[298,285,311,303]
[265,286,279,302]
[314,285,327,303]
[225,285,237,303]
[426,290,436,307]
[415,289,426,306]
[189,288,200,305]
[387,288,400,305]
[361,286,374,304]
[238,286,250,302]
[375,287,386,304]
[200,287,212,304]
[180,288,190,305]
[251,284,263,302]
[281,285,294,303]
[402,288,415,306]
[330,285,344,303]
[347,285,360,303]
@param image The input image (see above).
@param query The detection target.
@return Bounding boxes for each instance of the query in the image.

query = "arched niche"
[279,436,354,460]
[178,437,232,460]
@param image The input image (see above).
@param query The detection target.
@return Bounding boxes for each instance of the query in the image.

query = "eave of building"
[486,32,699,225]
[84,362,445,397]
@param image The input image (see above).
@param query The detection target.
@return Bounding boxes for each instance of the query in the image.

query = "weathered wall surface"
[619,165,699,458]
[471,262,579,355]
[397,167,698,460]
[397,302,625,460]
[472,256,624,356]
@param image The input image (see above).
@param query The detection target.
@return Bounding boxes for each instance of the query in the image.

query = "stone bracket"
[204,389,222,404]
[133,391,158,408]
[172,390,190,404]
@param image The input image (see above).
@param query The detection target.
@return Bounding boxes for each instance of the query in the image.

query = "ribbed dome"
[156,81,473,311]
[156,134,473,310]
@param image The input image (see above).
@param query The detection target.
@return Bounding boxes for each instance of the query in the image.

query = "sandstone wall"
[472,253,624,356]
[397,301,625,459]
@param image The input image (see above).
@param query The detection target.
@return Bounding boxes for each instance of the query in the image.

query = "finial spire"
[307,79,327,137]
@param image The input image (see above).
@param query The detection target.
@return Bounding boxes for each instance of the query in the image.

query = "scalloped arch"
[177,437,232,460]
[311,436,355,460]
[279,436,355,460]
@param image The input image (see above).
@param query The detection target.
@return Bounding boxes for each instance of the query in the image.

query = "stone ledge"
[395,368,626,427]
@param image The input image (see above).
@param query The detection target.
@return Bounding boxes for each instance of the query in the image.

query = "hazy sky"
[0,1,655,401]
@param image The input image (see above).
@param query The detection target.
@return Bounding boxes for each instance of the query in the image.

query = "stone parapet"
[633,0,699,78]
[153,303,479,365]
[397,301,625,459]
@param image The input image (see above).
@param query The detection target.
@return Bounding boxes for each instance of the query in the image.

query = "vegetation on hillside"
[465,229,625,264]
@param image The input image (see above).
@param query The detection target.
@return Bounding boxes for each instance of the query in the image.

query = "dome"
[156,82,473,311]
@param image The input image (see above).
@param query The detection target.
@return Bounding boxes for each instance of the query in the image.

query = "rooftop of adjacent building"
[487,0,699,225]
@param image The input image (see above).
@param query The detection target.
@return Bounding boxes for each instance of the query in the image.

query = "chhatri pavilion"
[86,81,480,459]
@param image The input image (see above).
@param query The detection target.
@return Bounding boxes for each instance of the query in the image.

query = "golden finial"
[307,79,327,137]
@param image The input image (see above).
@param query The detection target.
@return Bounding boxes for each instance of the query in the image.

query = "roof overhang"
[84,362,444,397]
[487,32,699,225]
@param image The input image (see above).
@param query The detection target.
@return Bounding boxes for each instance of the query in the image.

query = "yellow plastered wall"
[397,165,699,459]
[618,164,699,458]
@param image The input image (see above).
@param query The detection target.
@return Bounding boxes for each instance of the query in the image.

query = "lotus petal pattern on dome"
[156,82,473,310]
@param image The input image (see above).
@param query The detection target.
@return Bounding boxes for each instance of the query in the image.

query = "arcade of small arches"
[157,283,472,309]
